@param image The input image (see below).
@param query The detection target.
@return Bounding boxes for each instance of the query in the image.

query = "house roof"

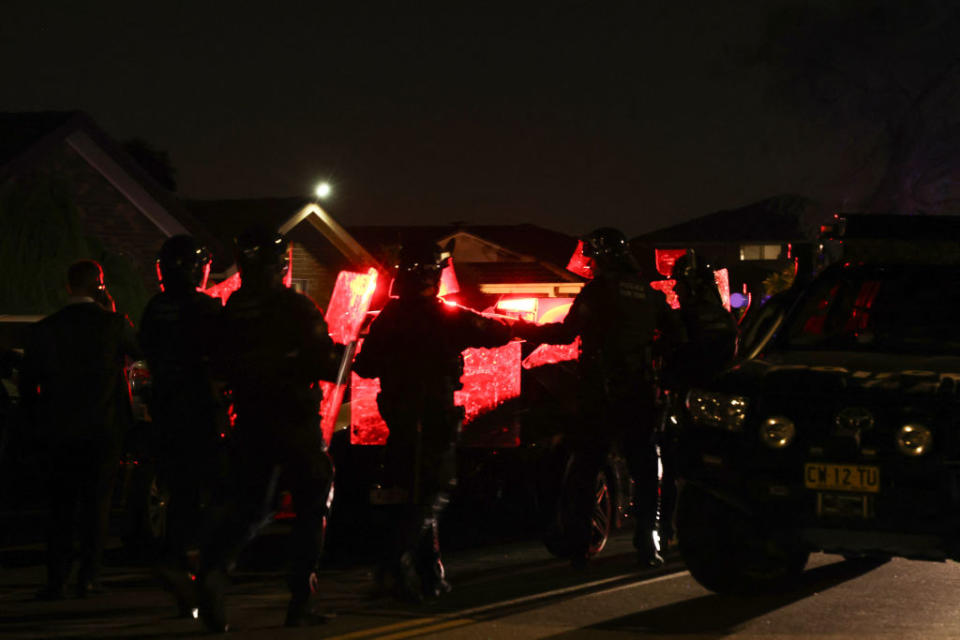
[186,197,311,269]
[633,195,821,245]
[0,110,213,249]
[347,223,581,274]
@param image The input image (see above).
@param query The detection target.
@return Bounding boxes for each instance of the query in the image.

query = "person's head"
[393,240,446,299]
[157,235,212,293]
[67,260,106,298]
[581,227,637,275]
[673,250,713,300]
[235,224,289,290]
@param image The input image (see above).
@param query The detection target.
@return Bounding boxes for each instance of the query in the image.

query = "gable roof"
[0,110,213,247]
[634,195,821,245]
[347,223,580,272]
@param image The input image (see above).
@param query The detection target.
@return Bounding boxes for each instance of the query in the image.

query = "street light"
[314,181,332,200]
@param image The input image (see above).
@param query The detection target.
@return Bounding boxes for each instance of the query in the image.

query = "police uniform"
[515,228,676,566]
[195,227,341,631]
[353,242,512,601]
[139,237,223,580]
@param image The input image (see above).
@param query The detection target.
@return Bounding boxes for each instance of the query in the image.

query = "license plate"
[804,463,880,493]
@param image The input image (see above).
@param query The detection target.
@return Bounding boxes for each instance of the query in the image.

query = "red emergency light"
[566,240,595,279]
[318,268,379,445]
[654,248,687,278]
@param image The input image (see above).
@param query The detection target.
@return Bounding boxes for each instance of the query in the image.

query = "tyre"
[543,468,612,559]
[677,484,808,594]
[122,465,169,555]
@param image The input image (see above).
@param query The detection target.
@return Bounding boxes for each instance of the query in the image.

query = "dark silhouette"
[193,225,342,631]
[18,260,139,599]
[139,235,223,616]
[514,228,678,568]
[353,238,513,602]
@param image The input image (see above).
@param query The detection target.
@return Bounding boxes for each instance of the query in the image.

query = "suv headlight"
[896,423,932,457]
[760,416,795,449]
[685,389,750,431]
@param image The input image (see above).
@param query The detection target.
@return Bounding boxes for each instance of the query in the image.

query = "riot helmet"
[393,240,447,298]
[235,224,290,289]
[581,227,638,274]
[673,250,716,302]
[157,234,212,293]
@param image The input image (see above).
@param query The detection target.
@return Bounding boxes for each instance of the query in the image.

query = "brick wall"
[288,223,353,308]
[35,143,168,293]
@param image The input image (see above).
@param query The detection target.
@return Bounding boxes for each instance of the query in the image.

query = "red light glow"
[438,260,460,297]
[522,337,580,369]
[496,298,538,314]
[454,341,522,424]
[205,272,241,305]
[319,269,379,445]
[713,268,731,312]
[650,279,680,309]
[654,249,687,278]
[566,240,595,279]
[349,367,387,445]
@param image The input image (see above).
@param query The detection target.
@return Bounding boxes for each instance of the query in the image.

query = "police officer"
[139,235,222,613]
[669,250,738,385]
[659,250,738,545]
[352,239,513,602]
[193,225,342,631]
[514,227,677,568]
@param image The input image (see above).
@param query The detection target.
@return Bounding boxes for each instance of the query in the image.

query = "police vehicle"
[676,214,960,594]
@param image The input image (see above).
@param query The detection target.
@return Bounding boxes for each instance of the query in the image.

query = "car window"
[783,266,960,355]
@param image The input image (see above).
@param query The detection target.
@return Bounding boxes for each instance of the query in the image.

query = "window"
[739,244,782,260]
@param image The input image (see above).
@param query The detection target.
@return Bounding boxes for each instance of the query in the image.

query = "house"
[188,196,585,312]
[0,111,210,319]
[186,197,382,305]
[631,195,831,304]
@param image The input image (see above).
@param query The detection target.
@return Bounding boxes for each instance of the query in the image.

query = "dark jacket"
[19,301,139,444]
[140,289,222,421]
[216,286,340,434]
[353,297,512,420]
[517,270,676,392]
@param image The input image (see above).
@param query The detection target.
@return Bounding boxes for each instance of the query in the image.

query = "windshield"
[782,265,960,355]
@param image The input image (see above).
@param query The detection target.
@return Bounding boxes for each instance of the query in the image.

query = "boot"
[393,552,423,604]
[197,569,229,633]
[417,521,451,599]
[634,528,664,568]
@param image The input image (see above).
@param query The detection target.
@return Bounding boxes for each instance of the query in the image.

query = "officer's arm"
[302,301,343,382]
[511,287,592,345]
[455,307,513,350]
[352,313,390,379]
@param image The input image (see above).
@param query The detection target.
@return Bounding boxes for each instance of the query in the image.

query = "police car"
[676,214,960,594]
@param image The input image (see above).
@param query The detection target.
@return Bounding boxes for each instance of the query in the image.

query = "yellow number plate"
[804,463,880,493]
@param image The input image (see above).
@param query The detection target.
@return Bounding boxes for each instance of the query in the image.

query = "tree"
[756,0,960,214]
[0,175,151,323]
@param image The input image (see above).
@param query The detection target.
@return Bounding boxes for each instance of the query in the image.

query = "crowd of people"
[2,224,739,633]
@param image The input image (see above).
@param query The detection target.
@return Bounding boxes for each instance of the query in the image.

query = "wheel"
[588,469,612,556]
[543,468,612,559]
[677,484,808,594]
[122,465,169,555]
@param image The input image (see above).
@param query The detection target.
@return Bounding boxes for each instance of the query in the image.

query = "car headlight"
[896,423,932,457]
[685,389,749,431]
[760,416,795,449]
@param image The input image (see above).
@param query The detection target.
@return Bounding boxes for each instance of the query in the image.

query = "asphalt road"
[3,529,960,639]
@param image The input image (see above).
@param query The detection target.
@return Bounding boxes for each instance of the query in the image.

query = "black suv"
[676,214,960,594]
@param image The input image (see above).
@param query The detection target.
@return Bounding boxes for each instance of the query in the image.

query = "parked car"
[326,307,635,558]
[676,214,960,594]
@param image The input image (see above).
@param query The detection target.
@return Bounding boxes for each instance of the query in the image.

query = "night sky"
[2,1,866,237]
